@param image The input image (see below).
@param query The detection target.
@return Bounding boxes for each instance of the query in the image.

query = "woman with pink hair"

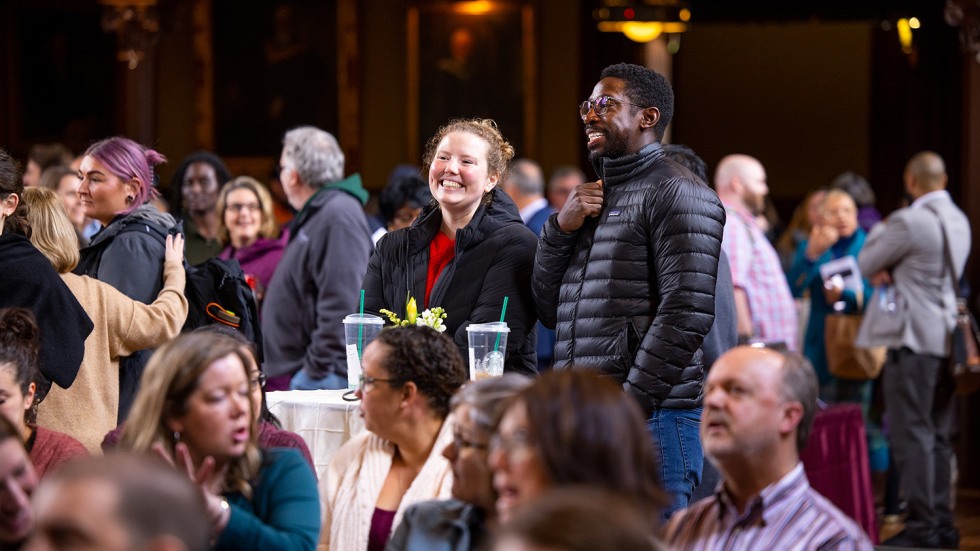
[74,136,179,421]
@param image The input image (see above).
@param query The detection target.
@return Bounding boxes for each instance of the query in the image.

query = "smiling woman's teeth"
[441,181,462,189]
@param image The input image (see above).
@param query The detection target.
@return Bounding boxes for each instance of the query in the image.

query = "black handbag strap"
[923,203,962,298]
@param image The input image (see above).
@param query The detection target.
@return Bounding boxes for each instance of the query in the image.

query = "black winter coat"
[363,190,538,376]
[532,143,725,414]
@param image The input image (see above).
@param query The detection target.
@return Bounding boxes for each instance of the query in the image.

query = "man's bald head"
[714,154,768,215]
[904,151,947,197]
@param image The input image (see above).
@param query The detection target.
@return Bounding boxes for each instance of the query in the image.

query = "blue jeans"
[289,369,347,390]
[647,406,703,519]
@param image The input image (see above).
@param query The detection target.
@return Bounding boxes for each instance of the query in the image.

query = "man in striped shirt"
[665,347,872,550]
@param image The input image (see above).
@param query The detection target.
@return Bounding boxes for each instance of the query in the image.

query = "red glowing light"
[624,7,634,19]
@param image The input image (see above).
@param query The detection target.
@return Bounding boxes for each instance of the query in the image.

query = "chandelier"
[594,0,691,44]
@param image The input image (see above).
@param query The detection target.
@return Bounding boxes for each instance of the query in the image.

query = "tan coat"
[37,260,187,452]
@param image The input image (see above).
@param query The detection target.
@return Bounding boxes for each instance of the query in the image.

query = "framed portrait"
[407,1,537,160]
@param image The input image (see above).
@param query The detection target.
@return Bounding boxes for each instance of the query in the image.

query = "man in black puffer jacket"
[531,63,725,516]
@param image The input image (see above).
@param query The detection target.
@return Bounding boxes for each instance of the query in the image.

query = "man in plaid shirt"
[714,154,797,350]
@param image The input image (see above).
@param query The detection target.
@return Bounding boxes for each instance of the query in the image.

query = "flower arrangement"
[380,296,447,333]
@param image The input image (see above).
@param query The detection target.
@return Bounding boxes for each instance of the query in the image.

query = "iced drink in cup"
[343,314,385,390]
[466,322,509,381]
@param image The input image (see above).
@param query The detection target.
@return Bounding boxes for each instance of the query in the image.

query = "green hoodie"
[293,173,369,231]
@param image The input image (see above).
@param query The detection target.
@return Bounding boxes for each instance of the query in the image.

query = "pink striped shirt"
[722,203,798,350]
[665,464,873,551]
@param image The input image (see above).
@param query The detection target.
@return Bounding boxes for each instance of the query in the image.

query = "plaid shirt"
[722,203,798,350]
[665,464,873,551]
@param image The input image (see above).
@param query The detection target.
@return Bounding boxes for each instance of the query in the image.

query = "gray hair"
[450,373,533,433]
[778,352,819,454]
[282,126,345,188]
[506,159,545,196]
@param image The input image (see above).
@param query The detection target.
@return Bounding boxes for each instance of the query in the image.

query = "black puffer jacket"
[532,143,725,414]
[363,190,538,376]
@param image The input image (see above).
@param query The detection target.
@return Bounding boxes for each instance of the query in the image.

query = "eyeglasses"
[489,428,533,458]
[227,202,261,214]
[452,431,489,452]
[249,373,267,389]
[579,95,647,121]
[358,373,398,392]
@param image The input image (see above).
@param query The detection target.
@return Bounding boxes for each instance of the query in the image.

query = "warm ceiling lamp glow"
[454,0,494,15]
[909,17,921,29]
[622,22,663,42]
[897,18,914,53]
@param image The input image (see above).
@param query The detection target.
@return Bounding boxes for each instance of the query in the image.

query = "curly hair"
[422,118,515,183]
[511,370,666,524]
[84,137,167,216]
[374,326,467,418]
[0,308,39,395]
[600,63,674,140]
[0,148,30,237]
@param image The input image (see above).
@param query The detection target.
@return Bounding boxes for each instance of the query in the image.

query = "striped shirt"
[722,203,798,350]
[665,464,873,551]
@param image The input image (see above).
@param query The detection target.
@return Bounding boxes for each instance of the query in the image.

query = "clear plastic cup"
[343,314,385,390]
[466,322,509,381]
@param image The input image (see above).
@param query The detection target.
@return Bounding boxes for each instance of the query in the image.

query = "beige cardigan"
[321,415,455,551]
[37,260,187,452]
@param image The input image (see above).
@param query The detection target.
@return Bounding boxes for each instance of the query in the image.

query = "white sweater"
[320,416,455,550]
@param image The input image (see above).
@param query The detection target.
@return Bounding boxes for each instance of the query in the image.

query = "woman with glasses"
[322,325,467,551]
[786,189,872,403]
[23,186,187,453]
[362,118,539,376]
[216,177,288,307]
[99,325,314,474]
[490,370,666,527]
[387,374,532,551]
[120,331,320,550]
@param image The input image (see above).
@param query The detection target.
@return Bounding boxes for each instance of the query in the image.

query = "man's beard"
[745,192,766,216]
[588,132,631,162]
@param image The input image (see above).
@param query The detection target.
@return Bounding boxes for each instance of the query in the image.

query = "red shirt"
[426,232,455,308]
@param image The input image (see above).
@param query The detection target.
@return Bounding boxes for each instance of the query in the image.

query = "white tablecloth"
[266,389,365,482]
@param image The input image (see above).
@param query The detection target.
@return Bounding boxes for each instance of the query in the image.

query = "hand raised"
[164,233,185,264]
[557,180,604,233]
[805,224,838,260]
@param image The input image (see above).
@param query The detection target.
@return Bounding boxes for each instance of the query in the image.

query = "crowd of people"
[0,60,971,550]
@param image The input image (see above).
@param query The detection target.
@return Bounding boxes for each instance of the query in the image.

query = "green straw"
[493,296,509,352]
[358,289,365,359]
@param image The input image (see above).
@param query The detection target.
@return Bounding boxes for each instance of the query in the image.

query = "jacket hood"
[324,173,369,206]
[88,205,176,247]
